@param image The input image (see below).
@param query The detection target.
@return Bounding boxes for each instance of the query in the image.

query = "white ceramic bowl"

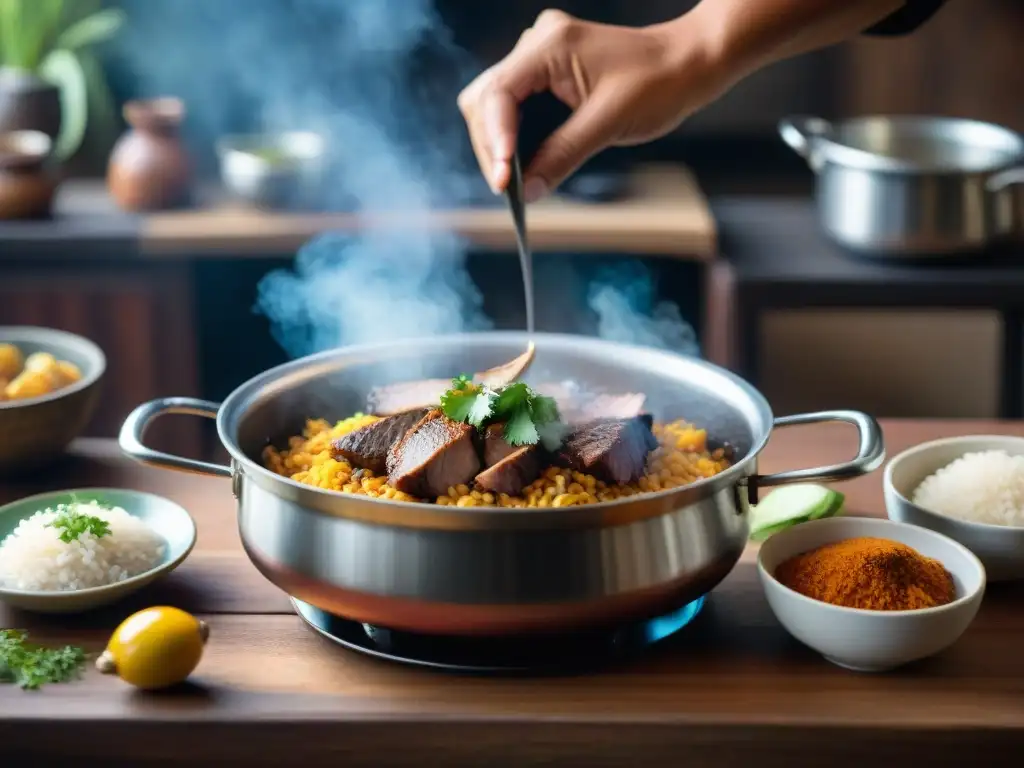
[885,435,1024,581]
[758,516,985,672]
[0,488,196,613]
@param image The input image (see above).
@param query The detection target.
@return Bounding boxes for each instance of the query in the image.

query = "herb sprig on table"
[0,630,87,690]
[440,376,567,448]
[45,502,111,543]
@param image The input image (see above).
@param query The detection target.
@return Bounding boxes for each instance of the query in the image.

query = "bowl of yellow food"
[0,327,105,473]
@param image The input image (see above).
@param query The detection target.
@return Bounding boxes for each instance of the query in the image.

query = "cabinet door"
[0,263,203,457]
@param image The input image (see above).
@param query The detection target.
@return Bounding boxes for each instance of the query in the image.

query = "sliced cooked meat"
[367,345,536,415]
[482,422,518,466]
[555,416,659,486]
[474,342,535,389]
[365,378,451,417]
[533,382,646,424]
[474,445,542,496]
[573,393,647,424]
[387,410,481,498]
[331,408,428,474]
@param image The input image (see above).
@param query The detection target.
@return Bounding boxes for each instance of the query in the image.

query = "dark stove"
[292,595,706,674]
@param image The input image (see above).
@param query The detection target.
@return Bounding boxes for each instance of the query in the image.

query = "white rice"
[912,450,1024,527]
[0,501,166,591]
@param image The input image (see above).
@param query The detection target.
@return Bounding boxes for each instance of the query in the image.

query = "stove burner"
[291,596,706,674]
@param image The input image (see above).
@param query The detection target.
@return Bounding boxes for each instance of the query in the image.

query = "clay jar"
[0,130,58,220]
[108,98,191,211]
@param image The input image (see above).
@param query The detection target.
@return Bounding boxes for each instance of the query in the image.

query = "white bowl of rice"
[0,488,196,613]
[885,435,1024,581]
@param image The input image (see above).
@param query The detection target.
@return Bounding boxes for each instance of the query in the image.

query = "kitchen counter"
[0,164,716,261]
[711,199,1024,418]
[2,419,1024,767]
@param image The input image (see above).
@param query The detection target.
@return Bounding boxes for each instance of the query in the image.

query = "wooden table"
[3,420,1024,767]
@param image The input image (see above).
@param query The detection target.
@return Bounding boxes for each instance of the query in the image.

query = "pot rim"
[215,331,773,529]
[782,114,1024,175]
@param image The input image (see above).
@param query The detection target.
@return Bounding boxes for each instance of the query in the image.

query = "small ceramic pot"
[107,97,191,211]
[0,69,62,140]
[0,130,57,220]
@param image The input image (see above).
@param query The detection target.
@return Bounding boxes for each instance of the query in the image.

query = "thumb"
[522,97,614,200]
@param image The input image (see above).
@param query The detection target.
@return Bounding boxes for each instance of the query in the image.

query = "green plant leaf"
[492,382,529,420]
[77,49,117,146]
[0,0,70,71]
[0,0,28,69]
[56,7,124,51]
[504,407,539,447]
[38,47,87,160]
[529,394,560,426]
[22,0,66,72]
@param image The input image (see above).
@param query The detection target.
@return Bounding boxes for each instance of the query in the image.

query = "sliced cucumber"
[748,484,844,542]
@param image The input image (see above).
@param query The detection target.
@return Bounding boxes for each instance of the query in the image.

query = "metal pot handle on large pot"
[119,397,232,478]
[743,409,884,504]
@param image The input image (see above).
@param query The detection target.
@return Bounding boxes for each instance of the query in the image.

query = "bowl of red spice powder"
[757,516,986,673]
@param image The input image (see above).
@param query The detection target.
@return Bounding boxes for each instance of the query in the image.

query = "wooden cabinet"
[0,262,204,458]
[840,0,1024,132]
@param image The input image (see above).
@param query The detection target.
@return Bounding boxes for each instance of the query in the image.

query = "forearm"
[657,0,904,86]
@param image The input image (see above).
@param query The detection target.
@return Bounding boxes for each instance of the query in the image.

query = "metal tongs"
[505,151,535,335]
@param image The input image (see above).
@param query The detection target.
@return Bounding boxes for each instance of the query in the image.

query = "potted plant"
[0,0,124,161]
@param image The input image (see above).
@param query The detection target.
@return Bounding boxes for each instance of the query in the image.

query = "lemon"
[96,606,209,690]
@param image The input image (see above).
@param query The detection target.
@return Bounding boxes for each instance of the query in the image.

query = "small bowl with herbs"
[216,131,325,210]
[0,488,196,613]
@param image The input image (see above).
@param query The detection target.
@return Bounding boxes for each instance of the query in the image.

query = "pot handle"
[987,166,1024,193]
[747,410,884,501]
[778,115,832,164]
[119,397,233,478]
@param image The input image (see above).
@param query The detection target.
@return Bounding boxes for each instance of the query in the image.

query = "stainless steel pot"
[119,332,884,636]
[780,114,1024,257]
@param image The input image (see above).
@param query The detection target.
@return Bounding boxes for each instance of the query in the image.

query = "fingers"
[480,90,518,193]
[523,93,612,201]
[458,28,540,194]
[459,9,589,196]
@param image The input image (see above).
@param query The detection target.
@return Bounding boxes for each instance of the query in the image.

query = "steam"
[587,264,700,356]
[256,229,488,358]
[116,0,698,361]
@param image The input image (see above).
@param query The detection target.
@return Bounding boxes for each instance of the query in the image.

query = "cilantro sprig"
[45,502,111,543]
[439,376,566,448]
[0,630,87,690]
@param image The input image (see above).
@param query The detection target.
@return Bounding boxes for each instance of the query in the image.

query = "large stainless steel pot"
[119,332,884,636]
[780,114,1024,257]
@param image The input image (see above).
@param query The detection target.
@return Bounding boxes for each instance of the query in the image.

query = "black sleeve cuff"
[863,0,948,36]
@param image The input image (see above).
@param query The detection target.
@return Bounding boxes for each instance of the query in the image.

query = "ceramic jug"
[0,130,57,220]
[107,98,191,211]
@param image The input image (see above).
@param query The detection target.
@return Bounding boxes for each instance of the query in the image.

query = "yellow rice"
[262,414,732,508]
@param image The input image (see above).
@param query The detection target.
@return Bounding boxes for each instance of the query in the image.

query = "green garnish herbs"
[439,377,566,448]
[439,375,496,427]
[45,503,112,543]
[0,630,87,690]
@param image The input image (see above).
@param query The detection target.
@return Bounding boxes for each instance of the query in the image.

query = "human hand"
[457,9,729,200]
